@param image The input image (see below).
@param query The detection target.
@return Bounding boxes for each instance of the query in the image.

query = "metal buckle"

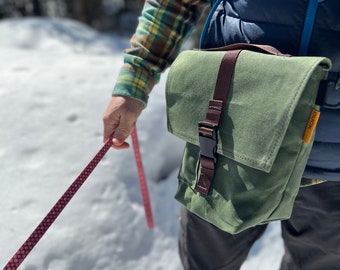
[198,122,218,163]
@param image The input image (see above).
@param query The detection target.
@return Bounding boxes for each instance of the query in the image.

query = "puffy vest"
[200,0,340,71]
[200,0,340,181]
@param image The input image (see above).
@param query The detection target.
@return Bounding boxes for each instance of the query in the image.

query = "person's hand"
[102,96,144,149]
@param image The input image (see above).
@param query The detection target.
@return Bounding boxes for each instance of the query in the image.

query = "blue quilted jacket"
[200,0,340,181]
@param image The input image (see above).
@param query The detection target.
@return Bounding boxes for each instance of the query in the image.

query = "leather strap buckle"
[195,122,218,195]
[198,121,218,163]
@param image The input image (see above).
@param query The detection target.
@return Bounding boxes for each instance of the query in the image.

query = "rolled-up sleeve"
[113,0,209,105]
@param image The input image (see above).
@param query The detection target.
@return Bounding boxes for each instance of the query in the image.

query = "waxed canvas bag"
[166,43,331,234]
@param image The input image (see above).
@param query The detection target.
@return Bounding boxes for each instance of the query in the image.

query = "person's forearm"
[113,0,208,105]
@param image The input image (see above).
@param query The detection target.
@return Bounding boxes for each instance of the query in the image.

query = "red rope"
[3,131,153,269]
[131,128,154,229]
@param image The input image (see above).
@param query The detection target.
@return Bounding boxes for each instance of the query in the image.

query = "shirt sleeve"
[113,0,209,105]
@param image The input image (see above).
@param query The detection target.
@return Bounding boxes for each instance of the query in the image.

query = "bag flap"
[166,49,331,172]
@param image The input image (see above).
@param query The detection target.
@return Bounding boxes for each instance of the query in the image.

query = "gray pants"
[179,181,340,270]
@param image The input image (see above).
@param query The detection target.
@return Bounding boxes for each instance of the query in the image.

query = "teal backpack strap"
[298,0,325,55]
[199,0,222,49]
[300,0,339,108]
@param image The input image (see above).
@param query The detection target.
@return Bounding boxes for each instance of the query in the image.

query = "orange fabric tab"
[303,109,320,144]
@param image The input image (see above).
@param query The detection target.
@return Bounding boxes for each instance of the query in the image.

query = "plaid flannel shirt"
[113,0,209,105]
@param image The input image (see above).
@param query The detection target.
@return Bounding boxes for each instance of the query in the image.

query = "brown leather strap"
[195,49,242,195]
[206,43,288,57]
[195,44,287,195]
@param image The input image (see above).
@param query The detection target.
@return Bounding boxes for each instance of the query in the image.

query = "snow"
[0,18,284,270]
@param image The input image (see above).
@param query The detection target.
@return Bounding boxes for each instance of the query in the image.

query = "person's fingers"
[102,96,144,149]
[111,140,130,149]
[102,96,126,142]
[111,118,136,148]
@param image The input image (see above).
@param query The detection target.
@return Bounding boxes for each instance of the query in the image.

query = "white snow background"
[0,18,284,270]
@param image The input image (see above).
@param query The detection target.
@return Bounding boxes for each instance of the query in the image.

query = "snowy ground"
[0,18,283,270]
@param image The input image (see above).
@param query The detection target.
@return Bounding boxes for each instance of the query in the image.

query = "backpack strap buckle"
[318,72,340,109]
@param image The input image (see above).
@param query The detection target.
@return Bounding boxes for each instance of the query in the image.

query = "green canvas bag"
[166,43,331,234]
